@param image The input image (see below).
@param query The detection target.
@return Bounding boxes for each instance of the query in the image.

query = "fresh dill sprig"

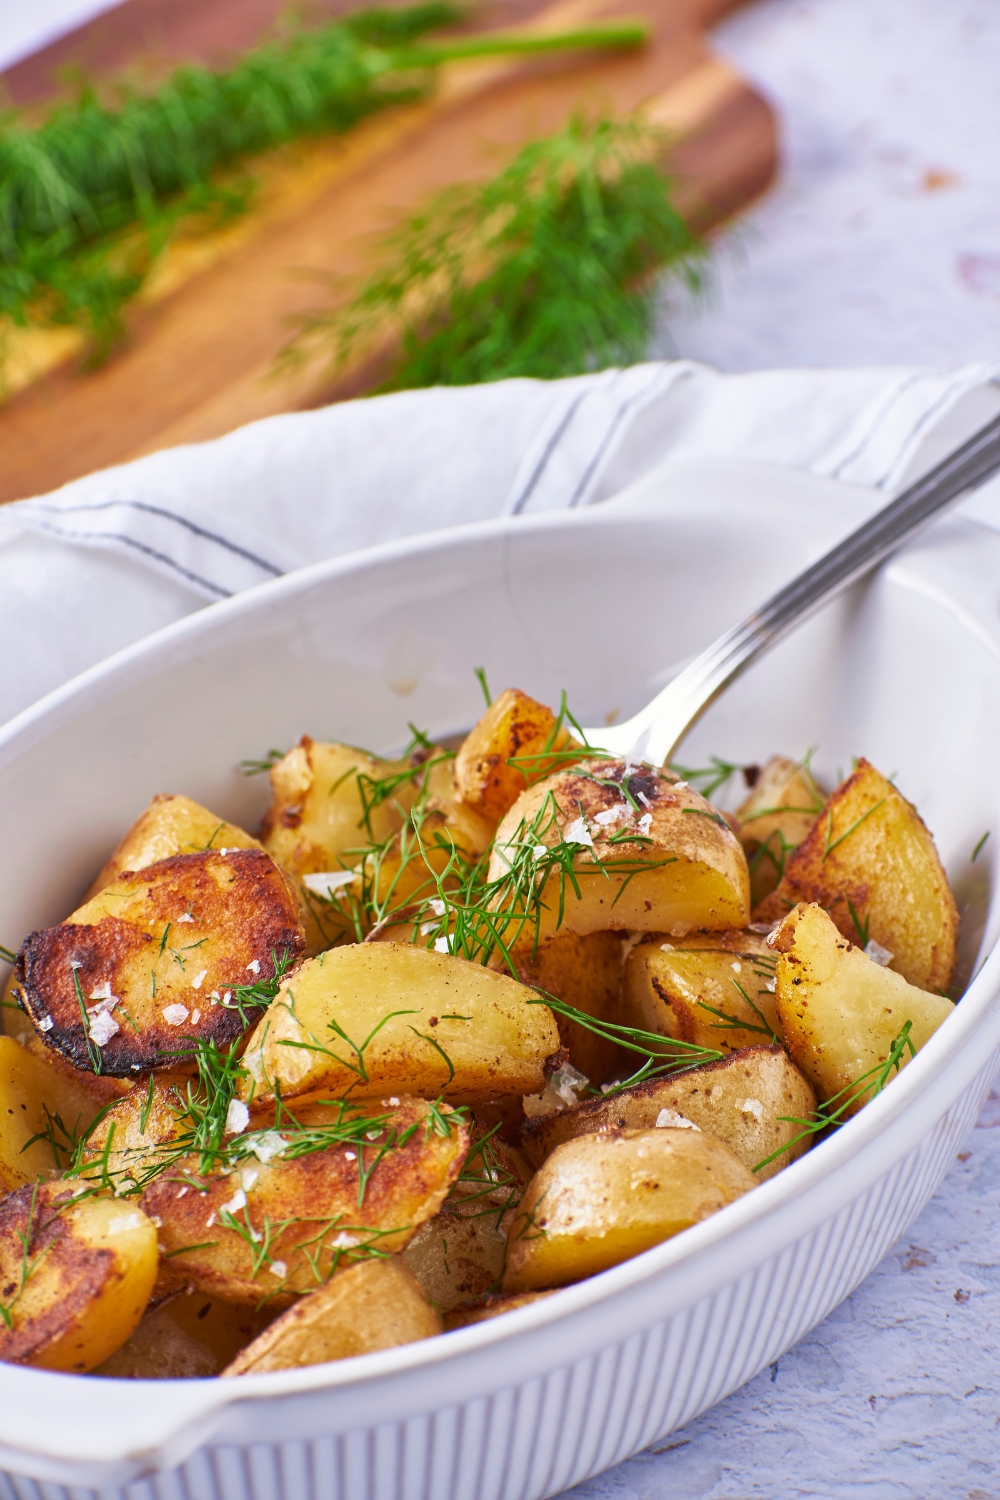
[0,943,15,966]
[280,114,704,391]
[668,756,742,800]
[240,749,286,776]
[528,992,723,1094]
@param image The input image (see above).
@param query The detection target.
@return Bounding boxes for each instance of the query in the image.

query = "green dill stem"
[0,944,15,966]
[401,22,648,65]
[474,666,492,706]
[972,830,990,862]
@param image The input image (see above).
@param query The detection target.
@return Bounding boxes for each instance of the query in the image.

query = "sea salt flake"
[225,1099,250,1136]
[190,1009,201,1025]
[660,943,674,953]
[89,1011,120,1046]
[388,1097,400,1106]
[865,938,894,967]
[740,1098,764,1121]
[655,1109,699,1130]
[205,1213,216,1228]
[765,978,777,993]
[434,936,451,954]
[177,913,194,924]
[241,1168,259,1192]
[593,806,625,826]
[331,1232,359,1249]
[89,981,114,1003]
[564,817,593,848]
[37,1015,53,1033]
[636,812,652,836]
[107,1213,142,1233]
[420,922,437,936]
[249,1131,287,1164]
[531,844,547,860]
[637,791,653,809]
[731,961,742,974]
[246,960,261,975]
[428,899,446,917]
[302,870,357,899]
[672,781,689,792]
[191,970,207,990]
[221,1187,247,1216]
[162,1003,189,1026]
[344,1151,356,1161]
[269,1260,287,1279]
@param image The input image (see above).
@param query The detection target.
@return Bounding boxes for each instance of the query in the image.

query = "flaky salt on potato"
[756,759,958,992]
[0,1036,110,1192]
[223,1258,441,1375]
[736,756,826,905]
[15,848,304,1076]
[142,1096,469,1304]
[86,793,262,900]
[623,929,782,1055]
[455,688,581,823]
[520,1045,816,1181]
[488,761,749,947]
[771,902,954,1113]
[240,942,559,1105]
[0,1183,158,1371]
[503,1127,755,1291]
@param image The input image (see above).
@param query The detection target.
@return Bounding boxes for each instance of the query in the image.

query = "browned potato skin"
[0,1036,112,1191]
[0,1183,158,1371]
[508,931,624,1084]
[86,794,262,900]
[755,759,958,992]
[15,849,304,1076]
[455,689,581,823]
[504,1127,756,1291]
[736,757,826,905]
[520,1045,817,1181]
[444,1290,556,1329]
[222,1258,442,1375]
[142,1096,469,1303]
[79,1073,191,1193]
[95,1291,276,1378]
[771,902,954,1113]
[623,930,782,1056]
[489,761,750,944]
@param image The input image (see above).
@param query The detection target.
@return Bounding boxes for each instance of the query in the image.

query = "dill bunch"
[0,5,646,363]
[285,114,705,390]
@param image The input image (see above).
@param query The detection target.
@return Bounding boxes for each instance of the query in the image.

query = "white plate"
[0,456,998,1498]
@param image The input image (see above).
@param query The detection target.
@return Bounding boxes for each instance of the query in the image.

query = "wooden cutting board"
[0,0,774,503]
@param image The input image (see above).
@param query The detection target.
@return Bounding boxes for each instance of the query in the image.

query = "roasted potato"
[771,902,954,1112]
[15,849,304,1076]
[2,974,131,1105]
[454,688,581,822]
[506,930,624,1084]
[77,1073,192,1194]
[444,1290,556,1329]
[222,1257,441,1375]
[755,760,958,992]
[240,942,560,1105]
[0,1036,109,1191]
[95,1290,275,1378]
[0,1182,158,1371]
[488,761,749,946]
[623,930,782,1055]
[142,1095,469,1303]
[736,756,826,905]
[503,1127,755,1291]
[86,794,262,900]
[520,1044,817,1181]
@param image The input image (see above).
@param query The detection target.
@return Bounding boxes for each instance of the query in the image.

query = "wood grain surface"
[0,0,775,503]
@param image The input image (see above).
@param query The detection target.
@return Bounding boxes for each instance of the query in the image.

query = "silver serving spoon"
[580,413,1000,765]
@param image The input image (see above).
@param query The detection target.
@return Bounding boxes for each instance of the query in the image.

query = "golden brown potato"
[507,931,624,1084]
[222,1257,441,1375]
[504,1127,755,1291]
[736,757,826,905]
[444,1290,556,1329]
[623,930,782,1055]
[15,848,304,1077]
[0,1182,158,1371]
[520,1044,816,1181]
[77,1073,192,1194]
[0,1036,109,1191]
[95,1291,276,1378]
[771,902,954,1113]
[142,1095,469,1303]
[755,759,958,992]
[240,942,560,1105]
[488,761,749,947]
[86,794,262,900]
[454,688,581,822]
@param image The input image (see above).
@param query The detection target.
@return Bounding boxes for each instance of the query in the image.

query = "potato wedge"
[488,761,749,946]
[507,931,624,1084]
[455,688,581,822]
[86,794,262,900]
[756,759,958,992]
[444,1290,556,1329]
[240,942,560,1105]
[95,1291,275,1378]
[223,1257,441,1375]
[771,902,954,1112]
[77,1073,192,1194]
[520,1044,816,1181]
[0,1182,158,1371]
[736,756,826,905]
[142,1095,469,1303]
[504,1127,755,1291]
[15,848,304,1076]
[0,1036,109,1192]
[623,930,782,1055]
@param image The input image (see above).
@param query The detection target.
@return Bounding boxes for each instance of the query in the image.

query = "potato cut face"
[15,849,305,1077]
[240,942,560,1105]
[0,1036,110,1191]
[0,1182,158,1371]
[454,688,581,822]
[736,756,826,905]
[520,1044,817,1181]
[504,1128,755,1291]
[756,759,958,992]
[95,1292,276,1378]
[623,930,782,1055]
[87,794,262,900]
[223,1257,441,1375]
[772,902,954,1112]
[509,930,624,1084]
[78,1073,192,1195]
[444,1290,556,1329]
[488,761,749,947]
[141,1095,469,1303]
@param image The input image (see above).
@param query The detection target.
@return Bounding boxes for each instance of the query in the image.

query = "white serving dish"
[1,454,999,1500]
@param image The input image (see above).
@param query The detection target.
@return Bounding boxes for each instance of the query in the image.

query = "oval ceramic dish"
[1,455,999,1500]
